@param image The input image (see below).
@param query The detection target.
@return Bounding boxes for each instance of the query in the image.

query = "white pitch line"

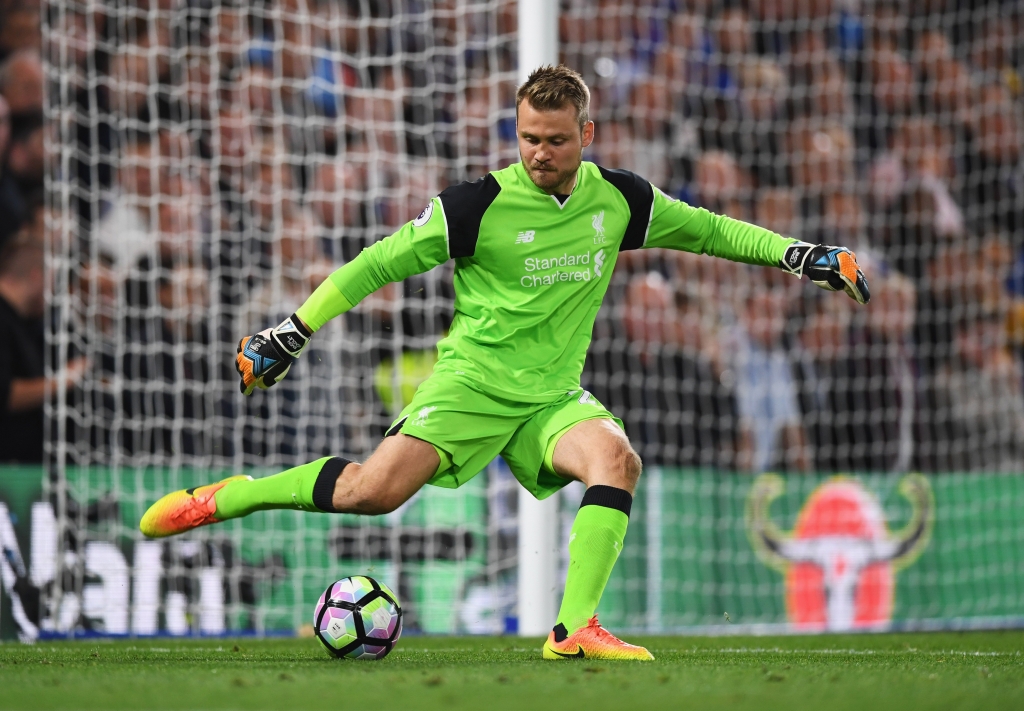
[661,648,1018,657]
[391,647,1018,657]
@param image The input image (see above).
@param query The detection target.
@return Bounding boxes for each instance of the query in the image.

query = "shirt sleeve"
[643,187,795,267]
[296,197,450,332]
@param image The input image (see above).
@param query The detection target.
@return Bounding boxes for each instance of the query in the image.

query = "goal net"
[33,0,1024,637]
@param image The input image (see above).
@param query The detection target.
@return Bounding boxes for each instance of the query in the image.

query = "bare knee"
[589,442,642,493]
[351,492,403,516]
[331,435,438,515]
[332,463,412,515]
[620,447,643,490]
[345,480,408,515]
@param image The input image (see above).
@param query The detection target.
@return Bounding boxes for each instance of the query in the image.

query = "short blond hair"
[516,64,590,131]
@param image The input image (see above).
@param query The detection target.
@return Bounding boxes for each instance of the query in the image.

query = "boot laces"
[585,616,625,645]
[171,486,218,526]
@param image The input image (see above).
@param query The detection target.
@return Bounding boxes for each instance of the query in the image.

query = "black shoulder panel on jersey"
[597,166,655,251]
[437,173,502,258]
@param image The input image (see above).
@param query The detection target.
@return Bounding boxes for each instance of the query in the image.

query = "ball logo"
[413,201,433,227]
[746,474,933,632]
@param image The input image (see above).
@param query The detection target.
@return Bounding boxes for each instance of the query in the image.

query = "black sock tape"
[552,623,569,643]
[312,457,350,513]
[579,485,632,516]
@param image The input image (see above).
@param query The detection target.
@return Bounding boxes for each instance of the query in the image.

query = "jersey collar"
[514,161,583,210]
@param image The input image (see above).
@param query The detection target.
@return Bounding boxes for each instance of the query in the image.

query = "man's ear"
[582,120,595,148]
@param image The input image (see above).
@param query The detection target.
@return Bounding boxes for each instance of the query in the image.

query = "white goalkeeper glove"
[779,241,871,305]
[235,314,312,395]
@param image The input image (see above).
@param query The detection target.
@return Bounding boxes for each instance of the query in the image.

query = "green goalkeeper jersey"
[319,161,794,402]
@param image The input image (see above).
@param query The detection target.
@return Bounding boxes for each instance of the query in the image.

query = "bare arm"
[5,358,89,413]
[8,377,45,412]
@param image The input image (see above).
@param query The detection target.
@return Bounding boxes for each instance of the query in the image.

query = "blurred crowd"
[573,0,1024,474]
[0,0,1022,474]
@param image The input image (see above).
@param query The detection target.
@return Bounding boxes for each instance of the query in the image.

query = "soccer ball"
[313,575,403,659]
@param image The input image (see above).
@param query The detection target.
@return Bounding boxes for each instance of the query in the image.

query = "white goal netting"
[30,0,1024,637]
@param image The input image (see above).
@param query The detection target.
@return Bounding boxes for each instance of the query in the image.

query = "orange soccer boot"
[542,616,654,661]
[139,475,251,538]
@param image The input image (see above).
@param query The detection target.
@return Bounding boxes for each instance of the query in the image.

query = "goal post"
[514,0,561,639]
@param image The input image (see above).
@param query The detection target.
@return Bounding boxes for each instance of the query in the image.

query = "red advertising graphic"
[747,475,933,631]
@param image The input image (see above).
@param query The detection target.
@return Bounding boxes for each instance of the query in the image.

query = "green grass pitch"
[1,632,1022,711]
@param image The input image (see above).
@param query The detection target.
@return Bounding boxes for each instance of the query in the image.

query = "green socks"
[554,485,632,636]
[213,457,350,519]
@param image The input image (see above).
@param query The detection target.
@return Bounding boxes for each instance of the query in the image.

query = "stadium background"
[1,0,1024,640]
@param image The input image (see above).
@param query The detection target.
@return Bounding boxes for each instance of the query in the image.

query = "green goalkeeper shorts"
[386,374,622,500]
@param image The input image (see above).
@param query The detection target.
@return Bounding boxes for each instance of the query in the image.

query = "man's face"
[517,99,594,194]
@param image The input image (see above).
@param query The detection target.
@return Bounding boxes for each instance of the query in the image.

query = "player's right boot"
[139,475,252,538]
[542,616,654,661]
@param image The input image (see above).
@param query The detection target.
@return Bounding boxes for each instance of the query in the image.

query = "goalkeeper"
[141,65,869,660]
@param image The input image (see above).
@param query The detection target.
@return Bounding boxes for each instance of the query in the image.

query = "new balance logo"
[515,230,536,244]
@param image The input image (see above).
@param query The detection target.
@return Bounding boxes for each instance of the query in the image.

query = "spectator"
[95,134,161,270]
[863,0,909,53]
[964,83,1024,238]
[790,33,854,123]
[245,209,334,326]
[624,79,673,190]
[0,49,43,116]
[694,149,749,219]
[24,1,1024,478]
[786,119,855,200]
[736,56,788,185]
[969,16,1022,98]
[0,93,28,248]
[868,116,964,242]
[859,43,918,152]
[920,308,1024,472]
[5,110,43,199]
[589,120,634,171]
[0,2,41,57]
[651,10,706,97]
[915,32,975,132]
[238,62,278,123]
[755,187,801,241]
[310,155,368,239]
[585,271,739,469]
[822,190,867,247]
[884,179,950,282]
[724,270,811,473]
[120,257,214,458]
[798,262,918,473]
[246,130,301,232]
[0,240,87,462]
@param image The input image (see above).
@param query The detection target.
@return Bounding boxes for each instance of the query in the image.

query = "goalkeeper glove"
[779,241,871,305]
[235,313,312,395]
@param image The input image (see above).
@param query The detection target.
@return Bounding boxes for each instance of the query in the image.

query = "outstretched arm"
[642,187,870,304]
[236,198,450,395]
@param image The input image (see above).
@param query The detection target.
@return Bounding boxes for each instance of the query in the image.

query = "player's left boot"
[139,475,252,538]
[542,616,654,661]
